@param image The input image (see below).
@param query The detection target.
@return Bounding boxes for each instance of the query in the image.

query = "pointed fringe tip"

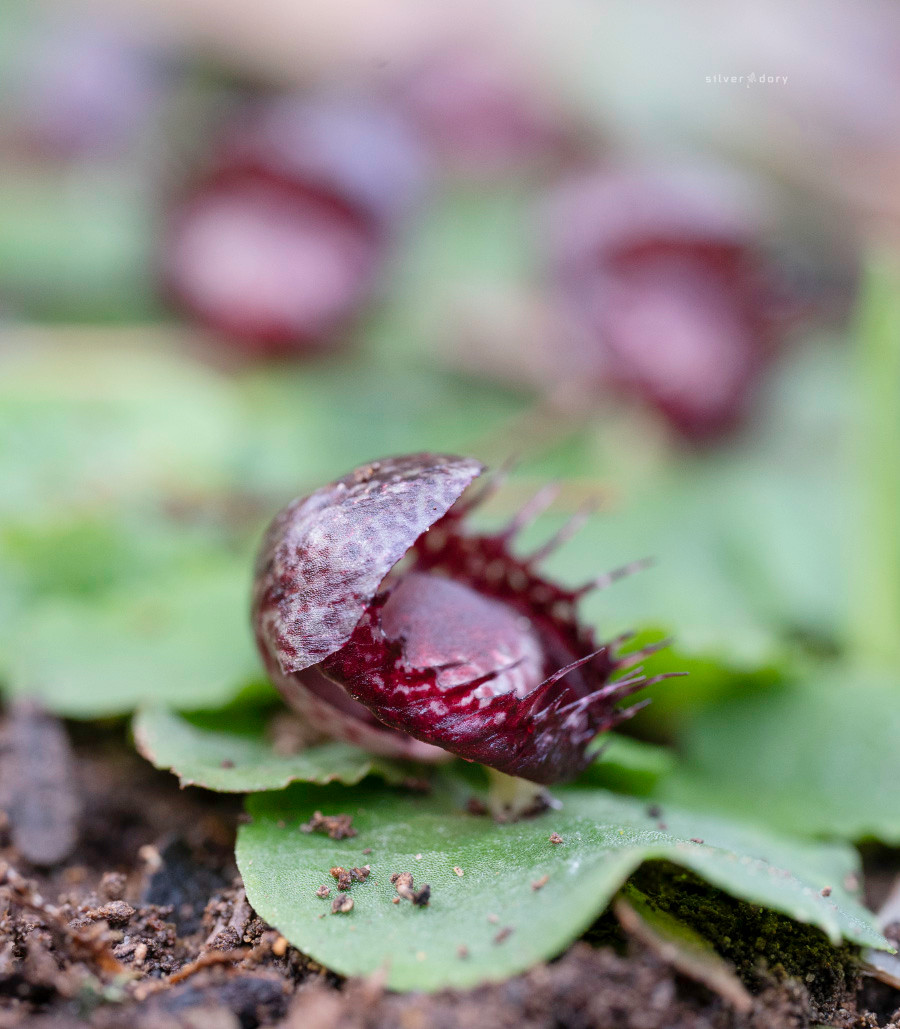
[537,668,685,727]
[527,499,600,565]
[454,458,517,517]
[607,698,652,726]
[497,483,561,541]
[542,646,610,689]
[438,657,529,698]
[613,637,673,670]
[573,557,655,599]
[607,630,636,650]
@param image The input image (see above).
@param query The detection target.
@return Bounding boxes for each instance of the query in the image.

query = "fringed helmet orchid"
[252,454,674,786]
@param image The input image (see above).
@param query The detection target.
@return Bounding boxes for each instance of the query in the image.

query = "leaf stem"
[847,255,900,669]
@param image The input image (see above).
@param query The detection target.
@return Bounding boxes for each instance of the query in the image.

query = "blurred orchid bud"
[543,166,815,441]
[11,17,169,160]
[393,48,574,179]
[163,93,429,356]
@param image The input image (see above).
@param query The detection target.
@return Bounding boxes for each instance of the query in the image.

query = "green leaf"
[0,510,239,603]
[0,165,157,320]
[230,356,523,500]
[0,340,243,520]
[4,558,261,717]
[384,183,540,368]
[237,777,889,991]
[133,706,413,791]
[579,734,676,796]
[532,454,844,672]
[657,670,900,843]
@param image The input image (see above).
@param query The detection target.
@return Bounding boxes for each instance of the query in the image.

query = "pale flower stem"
[487,768,555,822]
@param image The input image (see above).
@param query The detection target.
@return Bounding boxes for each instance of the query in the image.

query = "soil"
[1,711,899,1029]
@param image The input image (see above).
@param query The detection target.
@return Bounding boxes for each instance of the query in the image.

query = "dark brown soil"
[1,710,899,1029]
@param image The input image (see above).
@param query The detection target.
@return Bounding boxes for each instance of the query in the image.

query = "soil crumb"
[300,812,357,841]
[331,895,353,915]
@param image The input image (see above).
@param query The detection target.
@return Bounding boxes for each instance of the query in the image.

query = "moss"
[628,861,859,1010]
[581,907,629,954]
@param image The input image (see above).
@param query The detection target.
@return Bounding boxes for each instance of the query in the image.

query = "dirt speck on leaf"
[330,867,352,891]
[301,811,357,840]
[392,872,414,901]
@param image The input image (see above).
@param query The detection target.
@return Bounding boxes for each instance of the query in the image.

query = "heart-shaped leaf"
[237,777,889,991]
[134,705,413,791]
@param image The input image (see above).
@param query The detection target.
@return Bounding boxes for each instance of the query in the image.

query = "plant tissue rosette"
[133,452,893,991]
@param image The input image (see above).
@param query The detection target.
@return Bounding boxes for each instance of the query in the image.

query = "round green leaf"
[237,779,889,991]
[134,706,413,791]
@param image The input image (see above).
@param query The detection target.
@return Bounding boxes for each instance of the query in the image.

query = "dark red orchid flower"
[252,454,672,786]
